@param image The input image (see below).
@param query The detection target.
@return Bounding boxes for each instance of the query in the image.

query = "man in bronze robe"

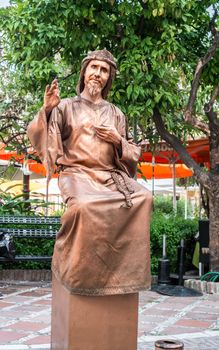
[27,49,152,296]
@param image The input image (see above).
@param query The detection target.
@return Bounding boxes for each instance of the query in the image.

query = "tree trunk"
[23,174,30,201]
[208,179,219,271]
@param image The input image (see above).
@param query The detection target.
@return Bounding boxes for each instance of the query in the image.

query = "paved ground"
[0,282,219,349]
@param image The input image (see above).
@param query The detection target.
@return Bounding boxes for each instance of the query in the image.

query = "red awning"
[0,139,210,180]
[140,138,210,166]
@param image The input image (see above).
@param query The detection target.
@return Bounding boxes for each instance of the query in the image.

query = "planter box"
[0,269,51,282]
[184,279,219,294]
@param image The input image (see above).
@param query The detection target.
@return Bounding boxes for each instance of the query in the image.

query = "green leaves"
[150,206,198,274]
[0,0,218,149]
[127,85,133,100]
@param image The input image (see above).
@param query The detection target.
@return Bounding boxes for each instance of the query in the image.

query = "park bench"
[0,216,60,262]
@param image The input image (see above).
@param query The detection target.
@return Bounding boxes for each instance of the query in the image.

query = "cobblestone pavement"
[0,282,219,349]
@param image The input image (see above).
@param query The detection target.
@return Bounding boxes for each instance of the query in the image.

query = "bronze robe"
[27,96,152,296]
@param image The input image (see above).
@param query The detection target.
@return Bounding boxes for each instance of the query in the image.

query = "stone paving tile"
[152,302,189,310]
[163,326,206,334]
[138,325,155,335]
[0,301,13,307]
[202,299,219,305]
[24,335,51,345]
[185,311,219,321]
[139,315,166,323]
[144,309,176,317]
[193,306,219,314]
[139,292,160,303]
[8,321,48,332]
[139,335,219,350]
[207,294,219,299]
[182,336,219,350]
[0,329,27,342]
[175,318,213,328]
[19,290,51,297]
[13,305,50,313]
[30,314,51,323]
[0,287,19,295]
[3,297,37,305]
[163,296,197,302]
[0,301,18,307]
[32,300,51,306]
[0,310,33,318]
[0,282,219,349]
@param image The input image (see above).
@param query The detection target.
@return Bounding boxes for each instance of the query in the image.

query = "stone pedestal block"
[51,274,139,350]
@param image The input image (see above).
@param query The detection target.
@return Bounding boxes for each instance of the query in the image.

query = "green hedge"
[153,195,193,217]
[150,213,198,274]
[0,221,58,270]
[0,193,60,269]
[0,194,198,273]
[12,237,55,269]
[2,213,198,274]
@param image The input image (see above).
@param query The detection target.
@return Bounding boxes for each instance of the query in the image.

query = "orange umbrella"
[138,162,193,180]
[29,162,193,180]
[28,162,58,178]
[0,140,206,180]
[0,143,26,166]
[0,143,22,161]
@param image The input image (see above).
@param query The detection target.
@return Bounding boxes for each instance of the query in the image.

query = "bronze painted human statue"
[27,49,152,296]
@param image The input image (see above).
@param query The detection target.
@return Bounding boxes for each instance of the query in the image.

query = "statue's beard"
[87,80,102,96]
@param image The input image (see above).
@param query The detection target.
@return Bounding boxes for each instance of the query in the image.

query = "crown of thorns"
[82,49,117,69]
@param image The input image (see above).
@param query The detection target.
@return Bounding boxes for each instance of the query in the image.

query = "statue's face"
[84,59,110,96]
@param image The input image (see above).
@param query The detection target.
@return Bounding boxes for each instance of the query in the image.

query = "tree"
[0,63,33,153]
[0,0,219,269]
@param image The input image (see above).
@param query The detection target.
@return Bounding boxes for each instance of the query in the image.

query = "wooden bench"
[0,216,60,262]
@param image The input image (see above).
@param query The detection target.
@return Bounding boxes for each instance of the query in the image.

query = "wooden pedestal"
[51,274,139,350]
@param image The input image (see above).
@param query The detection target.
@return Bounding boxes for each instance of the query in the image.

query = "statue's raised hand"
[43,79,60,117]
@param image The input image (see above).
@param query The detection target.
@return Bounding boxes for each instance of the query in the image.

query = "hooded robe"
[27,95,152,296]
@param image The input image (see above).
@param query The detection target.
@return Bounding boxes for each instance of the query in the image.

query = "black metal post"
[178,239,186,286]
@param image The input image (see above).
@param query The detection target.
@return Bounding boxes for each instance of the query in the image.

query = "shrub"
[153,195,192,217]
[0,192,198,274]
[0,192,59,269]
[150,212,198,274]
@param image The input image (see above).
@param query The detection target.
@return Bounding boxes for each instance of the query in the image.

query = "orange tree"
[0,0,219,269]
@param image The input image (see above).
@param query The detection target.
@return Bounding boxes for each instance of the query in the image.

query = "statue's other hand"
[43,79,60,117]
[94,125,122,148]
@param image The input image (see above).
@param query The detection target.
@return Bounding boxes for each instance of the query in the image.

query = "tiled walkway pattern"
[138,291,219,349]
[0,283,219,349]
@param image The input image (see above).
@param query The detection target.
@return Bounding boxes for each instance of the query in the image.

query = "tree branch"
[200,184,209,218]
[184,112,210,135]
[0,113,21,120]
[205,108,219,127]
[1,132,26,145]
[138,15,145,36]
[139,0,147,10]
[184,31,219,133]
[209,84,219,106]
[209,7,218,36]
[58,71,74,81]
[153,107,211,189]
[204,84,219,115]
[0,124,13,132]
[203,85,219,133]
